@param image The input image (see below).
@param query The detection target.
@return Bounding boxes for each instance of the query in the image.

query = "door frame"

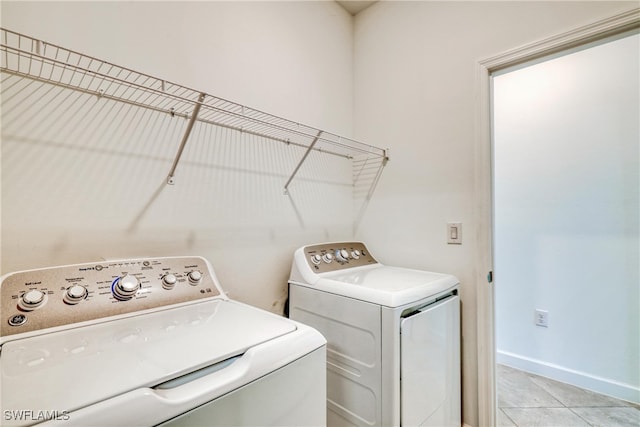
[474,8,640,427]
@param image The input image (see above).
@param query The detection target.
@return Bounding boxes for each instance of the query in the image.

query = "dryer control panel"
[303,242,378,273]
[0,256,223,339]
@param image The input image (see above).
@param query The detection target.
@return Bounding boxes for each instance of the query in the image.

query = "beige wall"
[1,1,355,313]
[352,1,638,425]
[2,2,638,426]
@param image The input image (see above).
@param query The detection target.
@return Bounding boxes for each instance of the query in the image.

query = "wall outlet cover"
[535,309,549,327]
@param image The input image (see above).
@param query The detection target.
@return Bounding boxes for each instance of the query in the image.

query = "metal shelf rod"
[284,130,323,195]
[167,93,205,185]
[195,117,353,160]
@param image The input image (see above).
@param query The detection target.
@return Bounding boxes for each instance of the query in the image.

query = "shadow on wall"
[0,67,386,271]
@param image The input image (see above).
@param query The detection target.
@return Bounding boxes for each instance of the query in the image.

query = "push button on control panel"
[8,314,27,327]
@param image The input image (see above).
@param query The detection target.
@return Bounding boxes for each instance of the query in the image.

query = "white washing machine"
[288,242,461,427]
[0,256,326,427]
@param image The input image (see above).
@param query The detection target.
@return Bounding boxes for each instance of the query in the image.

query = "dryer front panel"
[400,294,461,427]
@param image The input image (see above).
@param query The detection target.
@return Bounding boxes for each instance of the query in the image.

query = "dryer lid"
[0,300,296,419]
[315,265,458,307]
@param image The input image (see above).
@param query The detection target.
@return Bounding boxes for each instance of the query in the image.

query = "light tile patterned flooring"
[497,364,640,427]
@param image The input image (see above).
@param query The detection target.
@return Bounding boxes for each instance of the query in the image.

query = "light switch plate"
[447,222,462,244]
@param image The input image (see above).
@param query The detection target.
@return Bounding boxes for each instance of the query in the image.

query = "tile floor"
[497,364,640,427]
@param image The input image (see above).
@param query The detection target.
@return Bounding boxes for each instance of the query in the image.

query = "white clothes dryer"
[1,256,326,427]
[288,242,461,427]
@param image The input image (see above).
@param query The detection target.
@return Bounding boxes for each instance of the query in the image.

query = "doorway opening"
[492,31,639,426]
[475,9,640,426]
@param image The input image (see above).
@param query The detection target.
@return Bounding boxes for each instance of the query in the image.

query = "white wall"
[0,1,355,313]
[493,33,639,403]
[352,1,638,424]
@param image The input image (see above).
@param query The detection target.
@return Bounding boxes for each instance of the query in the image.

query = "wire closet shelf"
[0,28,388,192]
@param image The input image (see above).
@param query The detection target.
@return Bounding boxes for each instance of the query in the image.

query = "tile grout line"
[499,407,519,427]
[566,407,595,426]
[497,364,640,426]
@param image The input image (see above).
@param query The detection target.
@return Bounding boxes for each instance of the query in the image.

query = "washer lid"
[314,265,458,307]
[0,300,296,419]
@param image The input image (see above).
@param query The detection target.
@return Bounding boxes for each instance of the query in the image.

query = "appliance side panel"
[400,295,461,427]
[289,284,382,427]
[157,347,327,427]
[381,306,402,427]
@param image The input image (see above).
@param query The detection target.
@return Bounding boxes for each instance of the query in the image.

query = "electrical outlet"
[447,222,462,244]
[535,309,549,327]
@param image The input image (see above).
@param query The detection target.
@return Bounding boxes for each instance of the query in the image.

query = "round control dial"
[310,254,322,265]
[351,250,361,260]
[112,274,140,300]
[162,274,177,290]
[64,284,88,305]
[335,249,350,262]
[188,271,202,285]
[322,253,334,264]
[18,290,47,311]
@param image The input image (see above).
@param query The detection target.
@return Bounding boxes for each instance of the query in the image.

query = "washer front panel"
[1,256,221,338]
[303,242,378,273]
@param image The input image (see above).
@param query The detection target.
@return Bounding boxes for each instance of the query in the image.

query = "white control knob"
[322,253,334,264]
[188,271,202,285]
[23,290,45,305]
[162,274,177,290]
[351,250,361,259]
[310,254,322,265]
[19,290,47,311]
[113,274,140,300]
[64,284,88,305]
[335,249,350,262]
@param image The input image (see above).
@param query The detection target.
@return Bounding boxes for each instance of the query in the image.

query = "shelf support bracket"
[283,130,322,195]
[167,93,206,185]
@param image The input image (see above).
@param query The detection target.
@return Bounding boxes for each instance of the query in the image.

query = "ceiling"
[336,1,378,16]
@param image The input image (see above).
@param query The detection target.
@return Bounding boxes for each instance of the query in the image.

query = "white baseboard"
[497,350,640,404]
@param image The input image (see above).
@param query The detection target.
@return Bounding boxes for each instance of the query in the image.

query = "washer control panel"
[304,242,377,273]
[1,256,221,338]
